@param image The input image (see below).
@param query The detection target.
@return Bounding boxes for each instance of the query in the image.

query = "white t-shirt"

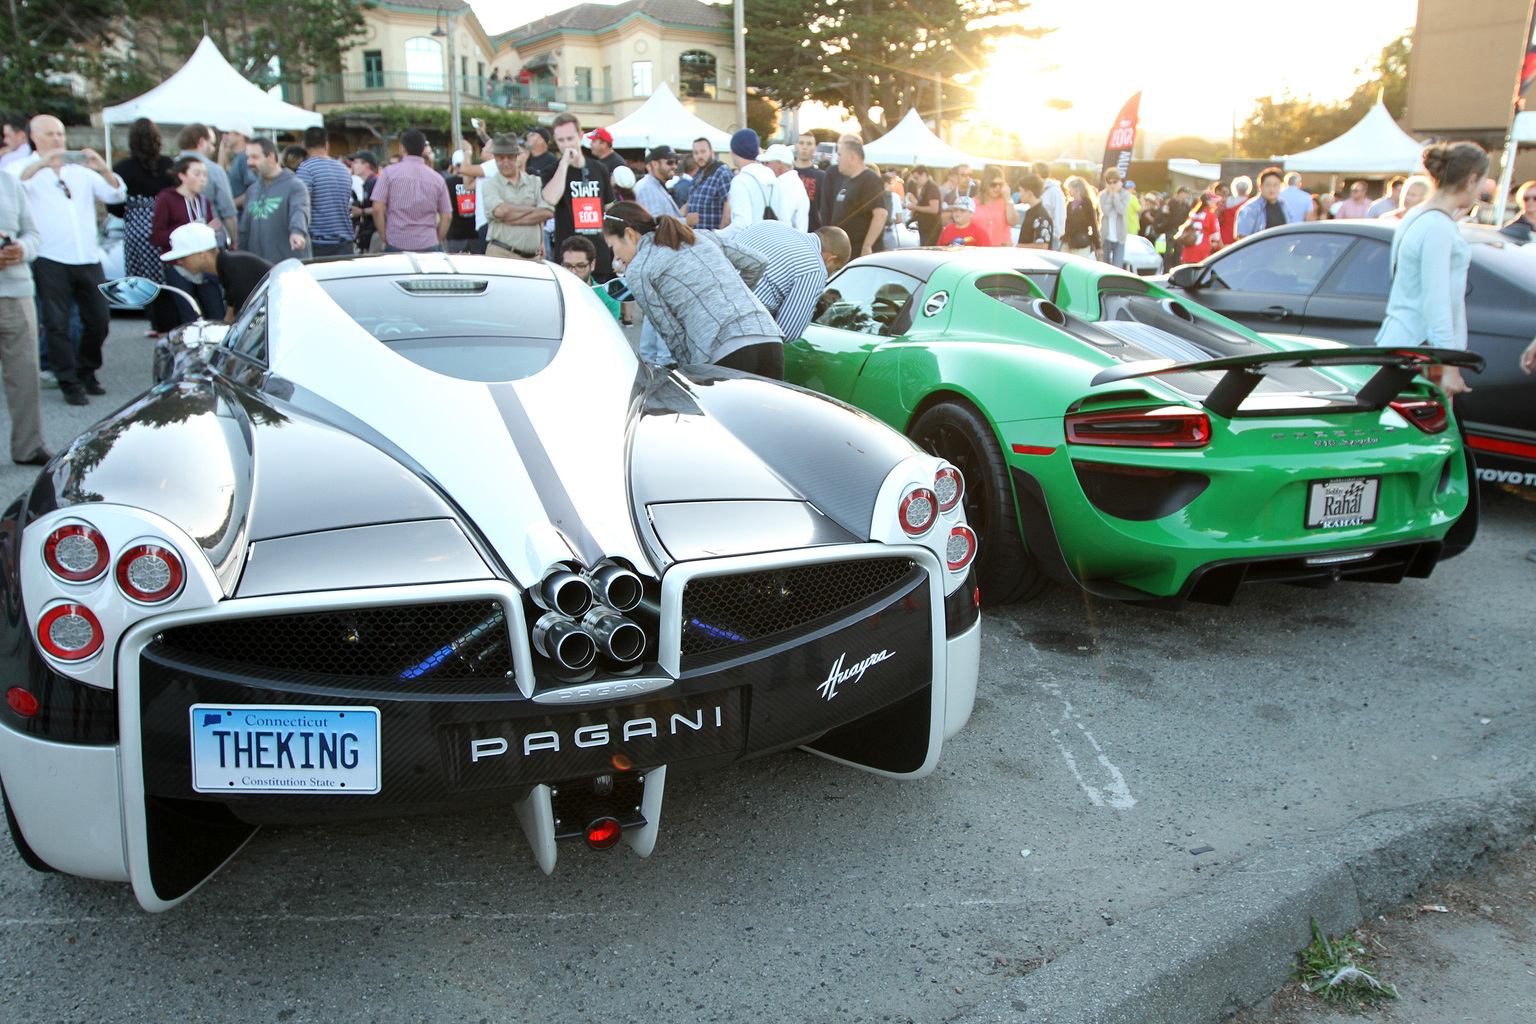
[775,168,811,231]
[472,158,497,231]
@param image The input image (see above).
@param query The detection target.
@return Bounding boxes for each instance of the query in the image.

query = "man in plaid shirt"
[682,136,733,230]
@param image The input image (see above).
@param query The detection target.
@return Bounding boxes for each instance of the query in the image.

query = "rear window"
[317,275,564,382]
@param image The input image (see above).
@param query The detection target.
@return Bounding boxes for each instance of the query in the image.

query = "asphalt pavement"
[0,313,1532,1023]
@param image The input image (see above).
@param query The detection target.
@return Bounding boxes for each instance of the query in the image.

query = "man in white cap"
[219,119,256,217]
[161,222,273,322]
[761,144,810,232]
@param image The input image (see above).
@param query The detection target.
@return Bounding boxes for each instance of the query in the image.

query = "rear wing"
[1088,347,1487,418]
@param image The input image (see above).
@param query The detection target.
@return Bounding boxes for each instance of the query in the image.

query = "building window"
[632,61,652,97]
[363,50,384,89]
[602,65,611,101]
[679,50,716,99]
[575,67,592,102]
[404,37,443,91]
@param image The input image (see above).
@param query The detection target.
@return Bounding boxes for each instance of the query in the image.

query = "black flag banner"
[1101,92,1141,179]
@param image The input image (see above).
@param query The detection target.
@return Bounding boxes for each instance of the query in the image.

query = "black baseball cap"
[646,145,679,163]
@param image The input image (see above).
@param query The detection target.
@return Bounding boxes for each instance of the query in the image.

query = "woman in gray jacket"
[601,201,785,378]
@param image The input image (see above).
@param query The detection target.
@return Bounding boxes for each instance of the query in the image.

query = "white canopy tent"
[861,108,993,168]
[1279,101,1424,175]
[100,35,322,152]
[598,82,732,151]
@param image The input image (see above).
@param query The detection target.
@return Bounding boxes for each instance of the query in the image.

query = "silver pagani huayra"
[0,254,982,911]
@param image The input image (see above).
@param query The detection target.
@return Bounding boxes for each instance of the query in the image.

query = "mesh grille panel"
[681,558,920,664]
[158,601,514,683]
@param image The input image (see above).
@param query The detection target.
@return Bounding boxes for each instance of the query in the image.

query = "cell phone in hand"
[59,151,89,165]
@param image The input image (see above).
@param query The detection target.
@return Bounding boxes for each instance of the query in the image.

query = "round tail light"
[899,487,938,535]
[116,544,185,603]
[37,604,103,661]
[934,467,963,512]
[44,524,109,583]
[946,524,977,571]
[585,817,622,850]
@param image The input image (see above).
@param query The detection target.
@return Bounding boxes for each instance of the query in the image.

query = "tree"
[1237,29,1410,159]
[0,0,120,121]
[1155,135,1224,161]
[746,93,780,142]
[743,0,1050,141]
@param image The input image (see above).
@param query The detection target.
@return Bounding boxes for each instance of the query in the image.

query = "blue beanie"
[730,128,760,160]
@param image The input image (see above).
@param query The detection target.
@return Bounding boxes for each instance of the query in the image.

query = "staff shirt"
[20,162,126,264]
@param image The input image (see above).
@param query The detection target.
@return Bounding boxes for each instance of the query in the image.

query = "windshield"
[316,275,564,382]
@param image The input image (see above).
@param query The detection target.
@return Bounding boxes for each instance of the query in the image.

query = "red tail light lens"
[6,687,39,717]
[945,525,977,571]
[585,817,622,850]
[899,487,938,535]
[37,604,103,661]
[934,467,963,512]
[1389,399,1448,434]
[1065,406,1212,448]
[116,544,185,603]
[43,524,109,583]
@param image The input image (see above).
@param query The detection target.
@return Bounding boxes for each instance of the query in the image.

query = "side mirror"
[98,276,163,307]
[99,275,202,312]
[1167,264,1205,291]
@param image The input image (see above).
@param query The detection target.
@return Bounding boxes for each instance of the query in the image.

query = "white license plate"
[1305,476,1380,529]
[189,704,381,794]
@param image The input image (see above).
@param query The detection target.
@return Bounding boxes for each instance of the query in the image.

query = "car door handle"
[1261,305,1292,320]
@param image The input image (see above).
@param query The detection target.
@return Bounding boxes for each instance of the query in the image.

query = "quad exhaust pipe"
[532,613,597,671]
[589,563,643,612]
[582,610,647,663]
[534,570,594,618]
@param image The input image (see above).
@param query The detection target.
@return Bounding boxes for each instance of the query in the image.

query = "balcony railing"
[310,71,613,112]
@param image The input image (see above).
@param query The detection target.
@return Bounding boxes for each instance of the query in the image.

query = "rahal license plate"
[189,704,381,794]
[1305,476,1380,529]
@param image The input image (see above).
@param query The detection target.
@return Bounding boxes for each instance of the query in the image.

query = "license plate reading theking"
[1305,476,1380,529]
[189,704,381,794]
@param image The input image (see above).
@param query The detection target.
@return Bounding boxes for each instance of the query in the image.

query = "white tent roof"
[1279,102,1424,175]
[599,82,732,151]
[861,109,988,169]
[102,36,322,130]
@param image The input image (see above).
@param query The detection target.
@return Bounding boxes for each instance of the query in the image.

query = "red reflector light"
[934,467,964,511]
[1389,399,1449,434]
[585,817,622,850]
[36,604,103,661]
[1065,406,1211,448]
[6,687,39,717]
[973,586,980,607]
[116,544,185,603]
[43,523,109,583]
[1012,444,1057,456]
[899,487,938,535]
[945,524,977,571]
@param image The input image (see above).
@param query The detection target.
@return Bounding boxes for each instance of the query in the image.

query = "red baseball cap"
[586,127,613,145]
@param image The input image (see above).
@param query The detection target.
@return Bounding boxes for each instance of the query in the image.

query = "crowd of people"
[5,103,1536,466]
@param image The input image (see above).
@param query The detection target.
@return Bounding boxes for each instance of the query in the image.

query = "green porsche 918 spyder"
[784,248,1484,606]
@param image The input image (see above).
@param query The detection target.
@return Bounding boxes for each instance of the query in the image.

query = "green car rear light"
[1064,406,1212,448]
[1388,399,1449,434]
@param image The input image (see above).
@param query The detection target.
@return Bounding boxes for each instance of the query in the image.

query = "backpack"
[1173,215,1201,249]
[745,172,778,221]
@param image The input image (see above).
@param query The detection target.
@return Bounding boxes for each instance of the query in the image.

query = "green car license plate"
[189,704,381,794]
[1305,476,1380,529]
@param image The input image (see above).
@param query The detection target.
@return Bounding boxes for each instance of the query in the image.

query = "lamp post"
[434,6,461,160]
[734,0,746,130]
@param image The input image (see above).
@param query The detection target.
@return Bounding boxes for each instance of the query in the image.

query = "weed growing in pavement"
[1293,918,1399,1010]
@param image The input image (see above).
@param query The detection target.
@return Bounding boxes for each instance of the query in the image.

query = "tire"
[909,400,1049,605]
[3,783,56,873]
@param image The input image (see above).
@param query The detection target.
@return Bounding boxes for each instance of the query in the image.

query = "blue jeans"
[639,318,672,365]
[1100,239,1125,269]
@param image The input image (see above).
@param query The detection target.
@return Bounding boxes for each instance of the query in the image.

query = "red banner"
[1520,5,1536,107]
[1101,92,1141,181]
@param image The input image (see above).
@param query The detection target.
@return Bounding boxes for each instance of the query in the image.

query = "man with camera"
[13,114,125,407]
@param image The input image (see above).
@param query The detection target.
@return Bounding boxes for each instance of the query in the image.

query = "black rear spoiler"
[1089,346,1487,418]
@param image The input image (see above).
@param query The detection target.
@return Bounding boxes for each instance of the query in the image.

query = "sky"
[468,0,1420,143]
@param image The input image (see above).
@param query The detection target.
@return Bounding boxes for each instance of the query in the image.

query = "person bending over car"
[160,222,272,321]
[601,201,784,379]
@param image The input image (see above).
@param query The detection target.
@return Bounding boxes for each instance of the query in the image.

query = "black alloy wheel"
[909,400,1048,605]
